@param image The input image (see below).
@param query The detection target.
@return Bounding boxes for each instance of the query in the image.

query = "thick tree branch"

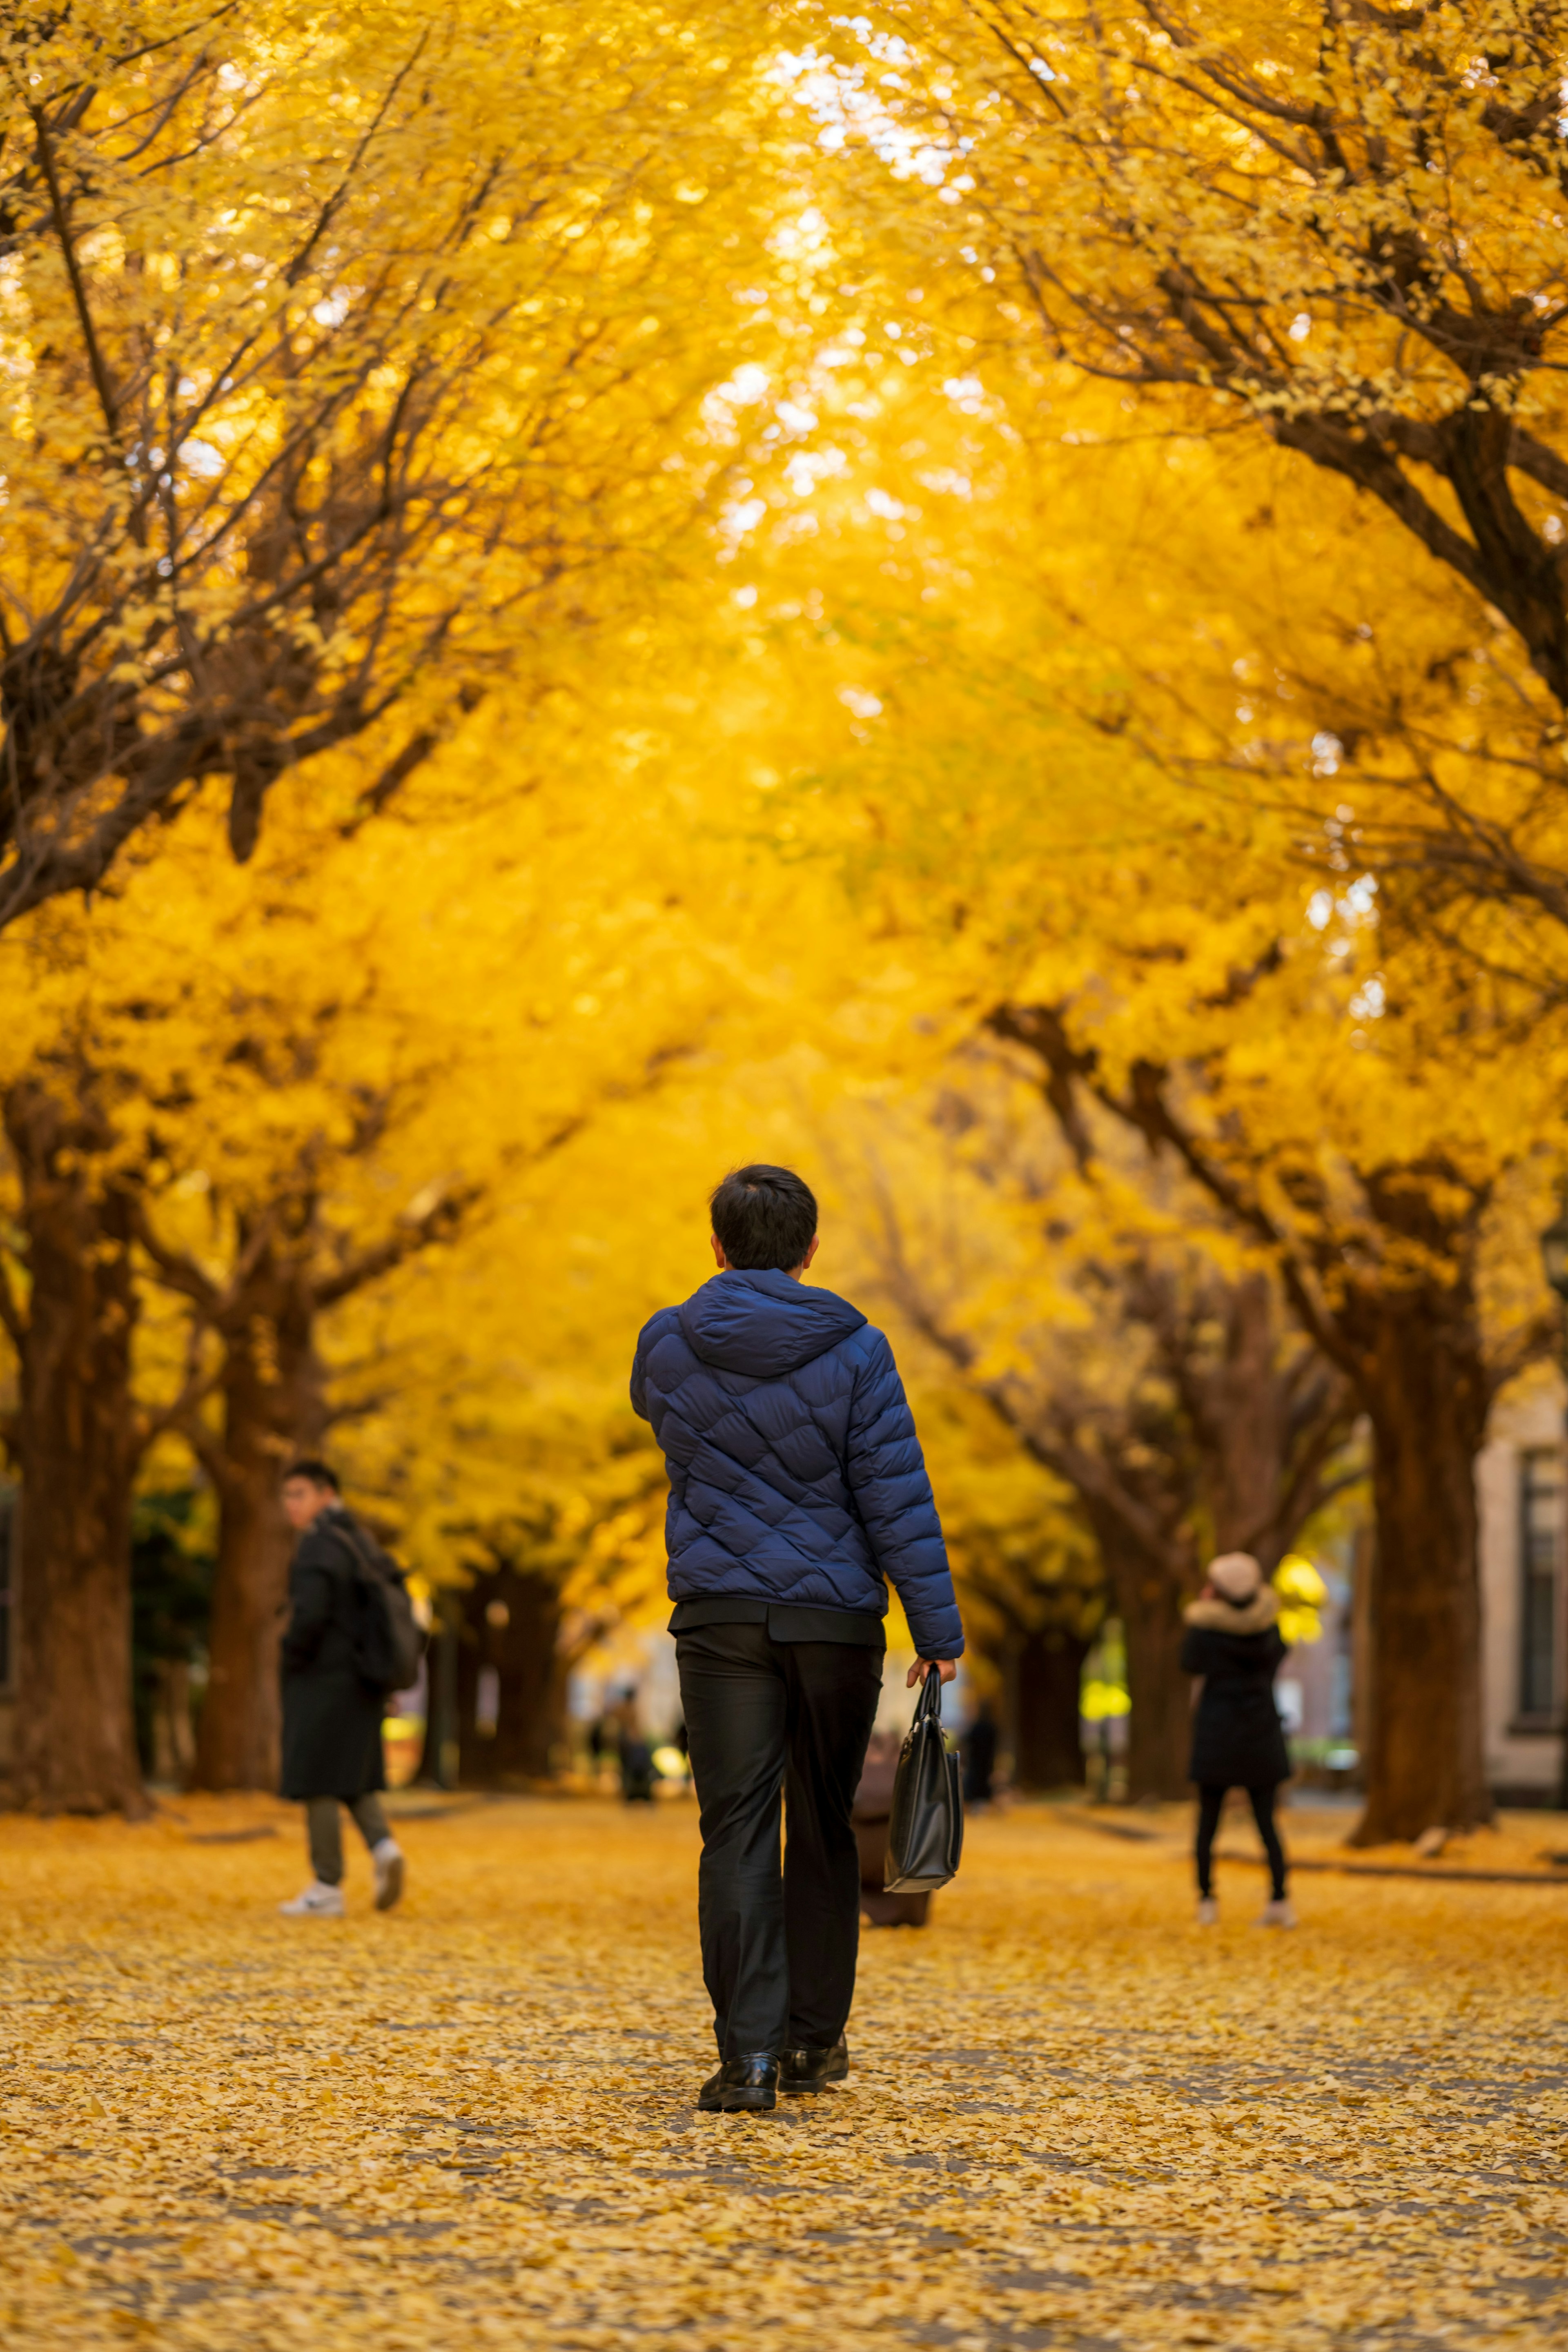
[309,1182,480,1310]
[30,105,120,441]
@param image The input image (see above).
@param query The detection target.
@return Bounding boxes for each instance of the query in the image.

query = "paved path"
[2,1796,1564,2348]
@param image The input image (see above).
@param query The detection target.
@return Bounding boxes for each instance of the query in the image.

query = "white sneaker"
[278,1880,345,1918]
[1258,1898,1297,1928]
[372,1838,405,1912]
[1196,1896,1219,1926]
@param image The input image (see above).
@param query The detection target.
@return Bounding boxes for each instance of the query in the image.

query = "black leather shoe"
[698,2053,779,2113]
[779,2038,849,2094]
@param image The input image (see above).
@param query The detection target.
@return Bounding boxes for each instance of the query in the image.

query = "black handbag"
[884,1669,964,1893]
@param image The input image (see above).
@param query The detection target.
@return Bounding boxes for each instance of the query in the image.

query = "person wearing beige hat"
[1180,1551,1295,1927]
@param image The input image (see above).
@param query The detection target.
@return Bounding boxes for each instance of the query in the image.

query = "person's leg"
[306,1797,345,1887]
[1248,1783,1288,1900]
[780,1642,882,2050]
[1194,1784,1225,1898]
[348,1790,405,1910]
[676,1624,790,2059]
[347,1793,391,1850]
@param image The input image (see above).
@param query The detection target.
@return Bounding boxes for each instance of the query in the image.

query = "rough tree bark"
[1345,1243,1494,1842]
[192,1234,328,1793]
[2,1082,146,1815]
[138,1180,468,1792]
[456,1564,566,1786]
[994,1004,1540,1842]
[1087,1517,1194,1802]
[1169,1270,1353,1574]
[880,1209,1355,1805]
[1012,1625,1089,1790]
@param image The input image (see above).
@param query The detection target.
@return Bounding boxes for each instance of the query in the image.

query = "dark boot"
[779,2038,849,2094]
[698,2053,779,2114]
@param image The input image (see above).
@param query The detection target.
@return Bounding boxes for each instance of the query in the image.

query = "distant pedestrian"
[962,1701,998,1807]
[613,1687,656,1803]
[1180,1551,1294,1927]
[632,1164,963,2113]
[276,1461,406,1918]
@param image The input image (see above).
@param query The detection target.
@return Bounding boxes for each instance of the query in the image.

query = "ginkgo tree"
[808,1068,1359,1795]
[0,621,863,1808]
[0,0,793,927]
[819,0,1568,689]
[663,1,1568,1838]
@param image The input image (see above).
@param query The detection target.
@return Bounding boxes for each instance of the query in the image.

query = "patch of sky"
[784,447,847,496]
[1309,875,1377,932]
[713,364,771,406]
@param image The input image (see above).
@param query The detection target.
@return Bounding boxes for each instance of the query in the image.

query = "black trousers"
[676,1623,882,2059]
[1195,1782,1287,1900]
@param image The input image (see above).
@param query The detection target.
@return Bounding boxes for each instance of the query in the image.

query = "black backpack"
[329,1513,426,1696]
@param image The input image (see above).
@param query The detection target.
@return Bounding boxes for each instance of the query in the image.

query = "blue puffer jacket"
[630,1269,964,1659]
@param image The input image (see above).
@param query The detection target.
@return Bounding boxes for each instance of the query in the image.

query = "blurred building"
[1476,1386,1564,1807]
[1278,1385,1565,1806]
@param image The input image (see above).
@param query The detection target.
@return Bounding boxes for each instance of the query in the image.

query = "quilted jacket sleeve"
[630,1311,661,1423]
[844,1330,964,1659]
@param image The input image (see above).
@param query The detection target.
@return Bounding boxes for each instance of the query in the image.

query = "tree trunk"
[5,1082,146,1815]
[457,1564,564,1784]
[192,1241,327,1791]
[1074,1501,1193,1800]
[1012,1626,1089,1789]
[1117,1572,1192,1801]
[1202,1276,1290,1562]
[1349,1288,1492,1843]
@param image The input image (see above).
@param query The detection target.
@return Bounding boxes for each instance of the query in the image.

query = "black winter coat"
[1180,1589,1290,1788]
[279,1509,386,1802]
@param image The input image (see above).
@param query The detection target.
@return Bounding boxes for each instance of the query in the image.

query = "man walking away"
[631,1165,963,2114]
[277,1461,406,1918]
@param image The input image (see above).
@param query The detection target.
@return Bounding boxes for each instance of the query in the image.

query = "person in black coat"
[277,1460,405,1918]
[1180,1550,1294,1927]
[962,1702,998,1808]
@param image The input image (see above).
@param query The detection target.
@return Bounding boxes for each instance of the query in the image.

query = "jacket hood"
[1184,1587,1281,1636]
[677,1270,866,1377]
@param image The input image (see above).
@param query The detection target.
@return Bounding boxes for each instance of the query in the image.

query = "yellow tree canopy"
[0,0,795,924]
[796,0,1568,967]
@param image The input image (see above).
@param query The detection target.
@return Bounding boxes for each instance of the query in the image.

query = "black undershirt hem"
[667,1596,887,1648]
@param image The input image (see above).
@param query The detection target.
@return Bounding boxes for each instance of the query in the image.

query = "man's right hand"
[906,1657,958,1688]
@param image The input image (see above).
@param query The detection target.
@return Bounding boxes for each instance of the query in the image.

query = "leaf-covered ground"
[3,1793,1565,2349]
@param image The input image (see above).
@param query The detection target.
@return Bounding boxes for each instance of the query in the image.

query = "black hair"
[283,1458,340,1492]
[709,1164,817,1271]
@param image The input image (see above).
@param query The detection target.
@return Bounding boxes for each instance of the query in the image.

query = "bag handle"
[913,1665,944,1728]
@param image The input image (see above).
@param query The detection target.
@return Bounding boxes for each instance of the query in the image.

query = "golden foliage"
[0,0,792,914]
[4,0,1568,1825]
[2,1800,1567,2346]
